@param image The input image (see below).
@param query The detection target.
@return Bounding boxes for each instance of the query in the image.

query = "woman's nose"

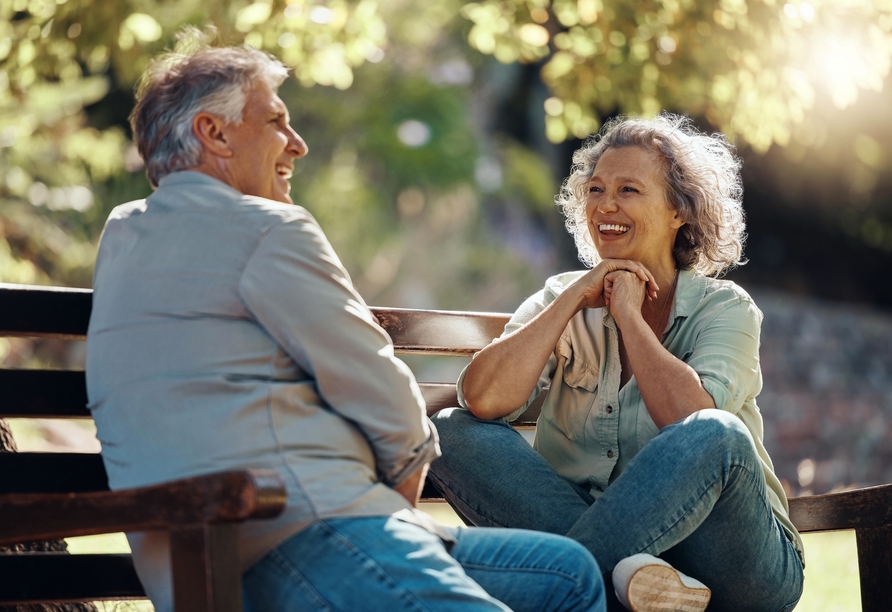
[597,194,618,214]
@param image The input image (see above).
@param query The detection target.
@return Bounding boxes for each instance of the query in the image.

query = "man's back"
[87,171,429,605]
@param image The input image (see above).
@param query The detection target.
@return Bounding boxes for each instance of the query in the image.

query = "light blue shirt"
[87,171,439,610]
[457,268,803,560]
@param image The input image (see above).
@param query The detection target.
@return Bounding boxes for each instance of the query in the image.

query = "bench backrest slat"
[0,369,89,417]
[0,285,509,355]
[0,453,108,493]
[0,553,144,602]
[0,284,92,339]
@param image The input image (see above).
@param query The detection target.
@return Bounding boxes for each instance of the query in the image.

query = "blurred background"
[1,1,891,608]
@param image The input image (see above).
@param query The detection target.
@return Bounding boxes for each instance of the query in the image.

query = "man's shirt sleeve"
[237,210,439,487]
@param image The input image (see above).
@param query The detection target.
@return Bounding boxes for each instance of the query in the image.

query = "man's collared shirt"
[87,171,439,609]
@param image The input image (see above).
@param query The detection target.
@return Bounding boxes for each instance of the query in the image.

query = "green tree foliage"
[462,0,892,151]
[0,0,562,310]
[0,0,388,285]
[2,0,892,310]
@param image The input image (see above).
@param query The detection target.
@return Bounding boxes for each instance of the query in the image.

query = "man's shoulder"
[108,200,148,220]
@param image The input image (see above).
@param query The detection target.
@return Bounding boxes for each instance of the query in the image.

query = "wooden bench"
[1,283,890,611]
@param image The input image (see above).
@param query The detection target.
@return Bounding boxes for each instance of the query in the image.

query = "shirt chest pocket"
[543,348,599,442]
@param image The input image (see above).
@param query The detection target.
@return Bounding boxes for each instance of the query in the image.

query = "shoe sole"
[626,564,711,612]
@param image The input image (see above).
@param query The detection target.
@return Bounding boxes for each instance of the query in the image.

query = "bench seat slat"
[0,553,145,602]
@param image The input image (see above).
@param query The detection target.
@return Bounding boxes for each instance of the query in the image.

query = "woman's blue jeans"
[427,408,804,612]
[243,513,606,611]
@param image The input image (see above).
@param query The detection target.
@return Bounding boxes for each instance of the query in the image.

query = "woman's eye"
[622,186,638,193]
[589,185,602,193]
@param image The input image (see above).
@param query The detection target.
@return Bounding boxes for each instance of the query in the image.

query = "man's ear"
[192,112,234,158]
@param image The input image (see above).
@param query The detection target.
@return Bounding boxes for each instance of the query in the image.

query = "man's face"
[223,80,308,203]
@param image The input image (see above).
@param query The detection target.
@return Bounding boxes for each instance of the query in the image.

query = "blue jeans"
[427,408,804,612]
[243,513,606,611]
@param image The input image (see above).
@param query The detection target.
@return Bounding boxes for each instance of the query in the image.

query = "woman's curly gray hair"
[556,113,746,276]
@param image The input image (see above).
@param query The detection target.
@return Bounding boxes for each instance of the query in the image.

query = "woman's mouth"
[599,223,630,234]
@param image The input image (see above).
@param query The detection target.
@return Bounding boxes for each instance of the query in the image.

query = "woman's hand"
[571,259,658,311]
[603,269,649,326]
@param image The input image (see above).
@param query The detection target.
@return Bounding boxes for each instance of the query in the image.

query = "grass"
[62,506,861,611]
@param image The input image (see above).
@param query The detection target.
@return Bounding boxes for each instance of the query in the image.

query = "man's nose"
[287,126,308,158]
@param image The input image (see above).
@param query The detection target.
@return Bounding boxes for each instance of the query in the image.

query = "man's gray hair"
[556,113,746,276]
[130,29,289,187]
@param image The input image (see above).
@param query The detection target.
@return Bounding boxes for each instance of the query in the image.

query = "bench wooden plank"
[0,553,144,602]
[788,483,892,532]
[0,369,89,417]
[855,527,892,612]
[171,524,241,612]
[0,284,92,339]
[375,308,508,356]
[0,469,286,546]
[0,285,509,355]
[0,453,108,493]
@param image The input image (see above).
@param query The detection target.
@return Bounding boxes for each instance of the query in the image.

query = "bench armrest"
[789,482,892,532]
[0,468,286,546]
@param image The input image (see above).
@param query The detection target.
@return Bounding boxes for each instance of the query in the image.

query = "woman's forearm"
[619,314,715,428]
[462,289,583,420]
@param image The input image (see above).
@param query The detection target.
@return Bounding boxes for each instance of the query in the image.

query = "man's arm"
[393,464,429,507]
[237,209,439,491]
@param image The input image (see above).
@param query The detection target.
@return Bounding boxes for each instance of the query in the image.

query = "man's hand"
[393,463,429,508]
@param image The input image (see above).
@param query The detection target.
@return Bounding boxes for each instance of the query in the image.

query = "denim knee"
[431,407,513,444]
[673,410,758,467]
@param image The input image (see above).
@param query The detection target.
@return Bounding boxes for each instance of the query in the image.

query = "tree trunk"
[0,419,98,612]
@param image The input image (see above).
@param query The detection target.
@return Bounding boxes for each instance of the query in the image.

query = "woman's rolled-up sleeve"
[456,287,557,423]
[238,210,438,488]
[686,296,763,415]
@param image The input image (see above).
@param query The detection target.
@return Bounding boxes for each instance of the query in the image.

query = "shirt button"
[606,405,614,414]
[607,450,614,458]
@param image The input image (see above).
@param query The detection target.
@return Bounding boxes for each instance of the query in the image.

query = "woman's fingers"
[599,259,659,301]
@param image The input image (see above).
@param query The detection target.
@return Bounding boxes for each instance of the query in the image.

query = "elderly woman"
[428,114,804,612]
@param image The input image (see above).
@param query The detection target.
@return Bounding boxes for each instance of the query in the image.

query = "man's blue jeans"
[243,513,606,611]
[427,408,804,612]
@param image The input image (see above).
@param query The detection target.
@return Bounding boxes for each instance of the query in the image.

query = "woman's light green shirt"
[457,268,804,561]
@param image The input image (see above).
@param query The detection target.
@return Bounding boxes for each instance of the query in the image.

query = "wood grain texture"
[171,524,241,612]
[855,527,892,612]
[0,469,286,545]
[788,483,892,532]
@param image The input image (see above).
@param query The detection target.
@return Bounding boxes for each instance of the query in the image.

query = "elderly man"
[86,35,605,612]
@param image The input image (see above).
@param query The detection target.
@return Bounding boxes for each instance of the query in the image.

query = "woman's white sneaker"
[612,553,711,612]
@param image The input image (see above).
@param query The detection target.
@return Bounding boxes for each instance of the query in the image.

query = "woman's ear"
[669,206,685,229]
[192,112,234,158]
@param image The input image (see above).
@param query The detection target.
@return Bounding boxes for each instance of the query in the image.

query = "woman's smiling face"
[585,146,684,269]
